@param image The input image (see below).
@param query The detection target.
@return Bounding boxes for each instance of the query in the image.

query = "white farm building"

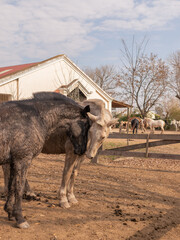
[0,54,130,112]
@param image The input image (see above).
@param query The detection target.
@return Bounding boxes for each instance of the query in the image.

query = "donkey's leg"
[67,163,79,205]
[12,158,32,228]
[4,162,15,221]
[67,166,78,204]
[3,164,36,199]
[2,164,10,196]
[23,179,37,199]
[59,149,78,208]
[67,155,85,205]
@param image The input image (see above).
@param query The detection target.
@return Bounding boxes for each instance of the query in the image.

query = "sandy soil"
[0,132,180,240]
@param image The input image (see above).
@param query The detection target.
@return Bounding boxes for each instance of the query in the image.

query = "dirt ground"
[0,131,180,240]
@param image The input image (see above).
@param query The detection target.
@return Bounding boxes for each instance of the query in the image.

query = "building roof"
[0,62,39,79]
[0,55,113,102]
[0,55,131,109]
[0,55,64,80]
[112,99,131,108]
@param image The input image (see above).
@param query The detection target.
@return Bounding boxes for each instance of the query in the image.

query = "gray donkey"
[0,92,95,229]
[3,99,118,210]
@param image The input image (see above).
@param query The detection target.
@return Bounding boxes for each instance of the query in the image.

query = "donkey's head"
[66,105,92,156]
[81,99,118,159]
[86,110,118,159]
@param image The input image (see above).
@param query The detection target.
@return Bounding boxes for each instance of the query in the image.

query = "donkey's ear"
[81,105,90,117]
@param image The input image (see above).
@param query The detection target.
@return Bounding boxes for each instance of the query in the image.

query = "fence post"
[146,134,150,158]
[127,107,130,146]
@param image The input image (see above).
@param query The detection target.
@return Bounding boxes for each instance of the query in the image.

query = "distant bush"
[155,114,161,120]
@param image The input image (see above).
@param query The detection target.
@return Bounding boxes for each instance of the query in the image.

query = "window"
[68,87,86,102]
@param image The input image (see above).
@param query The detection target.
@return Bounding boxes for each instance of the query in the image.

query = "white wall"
[0,80,18,100]
[0,57,112,111]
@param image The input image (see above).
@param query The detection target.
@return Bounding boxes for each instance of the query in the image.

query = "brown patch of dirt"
[0,135,180,240]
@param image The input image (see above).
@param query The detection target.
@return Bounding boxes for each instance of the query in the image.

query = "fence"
[93,133,180,162]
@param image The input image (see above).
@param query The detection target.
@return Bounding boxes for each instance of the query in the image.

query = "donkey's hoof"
[68,197,78,204]
[7,212,14,221]
[8,214,15,221]
[23,191,37,200]
[17,221,30,229]
[60,201,71,209]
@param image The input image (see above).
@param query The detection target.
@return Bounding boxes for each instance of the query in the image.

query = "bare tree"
[117,36,149,107]
[117,37,169,118]
[54,63,87,102]
[156,96,180,120]
[168,51,180,100]
[83,65,117,97]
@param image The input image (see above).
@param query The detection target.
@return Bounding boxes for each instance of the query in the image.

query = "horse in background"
[170,119,180,131]
[129,117,146,133]
[131,118,139,134]
[119,121,131,133]
[139,119,146,133]
[143,118,165,134]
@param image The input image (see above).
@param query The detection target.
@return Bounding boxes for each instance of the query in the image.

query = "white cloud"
[0,0,180,66]
[97,0,180,31]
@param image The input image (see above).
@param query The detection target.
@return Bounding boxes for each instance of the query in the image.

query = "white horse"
[171,119,180,131]
[144,118,165,134]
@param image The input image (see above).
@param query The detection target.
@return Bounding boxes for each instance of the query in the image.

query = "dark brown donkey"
[0,92,94,229]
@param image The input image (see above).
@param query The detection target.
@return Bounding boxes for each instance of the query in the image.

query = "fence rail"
[108,132,180,140]
[96,132,180,161]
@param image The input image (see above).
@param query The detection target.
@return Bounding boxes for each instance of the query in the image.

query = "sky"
[0,0,180,69]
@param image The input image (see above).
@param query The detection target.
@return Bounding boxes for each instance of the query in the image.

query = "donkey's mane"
[33,92,78,106]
